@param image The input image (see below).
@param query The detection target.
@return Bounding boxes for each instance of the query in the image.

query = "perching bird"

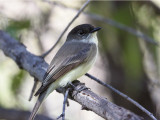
[29,24,101,120]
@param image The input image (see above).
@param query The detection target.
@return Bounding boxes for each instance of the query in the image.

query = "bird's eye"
[77,30,85,36]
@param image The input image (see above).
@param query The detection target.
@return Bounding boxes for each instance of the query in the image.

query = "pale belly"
[58,57,96,87]
[45,54,97,97]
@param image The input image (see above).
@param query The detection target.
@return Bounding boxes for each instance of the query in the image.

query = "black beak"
[90,27,101,33]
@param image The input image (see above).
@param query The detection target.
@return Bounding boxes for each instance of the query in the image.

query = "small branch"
[85,73,157,120]
[0,30,143,120]
[41,0,91,58]
[29,78,38,101]
[57,88,70,120]
[54,1,158,46]
[0,107,53,120]
[85,12,158,45]
[139,40,160,119]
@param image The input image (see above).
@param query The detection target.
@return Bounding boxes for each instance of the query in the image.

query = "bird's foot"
[69,81,90,97]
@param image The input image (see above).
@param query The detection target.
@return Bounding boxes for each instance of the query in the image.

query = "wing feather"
[35,42,95,96]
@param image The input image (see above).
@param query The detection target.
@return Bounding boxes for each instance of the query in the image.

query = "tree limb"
[71,82,143,120]
[0,30,142,120]
[0,30,48,82]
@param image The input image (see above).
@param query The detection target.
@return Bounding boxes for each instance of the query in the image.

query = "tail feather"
[29,82,58,120]
[28,91,46,120]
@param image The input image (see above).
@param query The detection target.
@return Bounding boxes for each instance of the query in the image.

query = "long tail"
[28,91,46,120]
[29,82,58,120]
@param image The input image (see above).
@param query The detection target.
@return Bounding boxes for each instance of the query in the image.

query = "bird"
[29,24,101,120]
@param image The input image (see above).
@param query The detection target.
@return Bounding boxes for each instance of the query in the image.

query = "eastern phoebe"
[29,24,101,120]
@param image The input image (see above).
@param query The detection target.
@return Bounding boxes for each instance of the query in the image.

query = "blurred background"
[0,0,160,120]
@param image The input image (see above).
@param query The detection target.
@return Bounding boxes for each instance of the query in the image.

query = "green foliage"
[122,36,142,79]
[11,70,26,95]
[113,4,130,25]
[5,20,30,40]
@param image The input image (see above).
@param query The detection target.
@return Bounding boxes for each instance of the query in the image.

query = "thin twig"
[139,40,160,118]
[86,12,158,45]
[41,0,91,58]
[57,88,70,120]
[85,73,157,120]
[28,78,38,101]
[54,1,158,46]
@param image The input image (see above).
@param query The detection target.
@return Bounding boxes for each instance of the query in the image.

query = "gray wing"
[35,41,96,96]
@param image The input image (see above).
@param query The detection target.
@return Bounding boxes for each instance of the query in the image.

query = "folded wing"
[35,42,95,96]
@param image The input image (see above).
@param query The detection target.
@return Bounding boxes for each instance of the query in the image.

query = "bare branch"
[41,0,91,58]
[0,31,48,82]
[72,83,142,120]
[29,78,38,101]
[85,73,157,120]
[57,88,70,120]
[0,30,143,119]
[87,13,157,45]
[139,40,160,119]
